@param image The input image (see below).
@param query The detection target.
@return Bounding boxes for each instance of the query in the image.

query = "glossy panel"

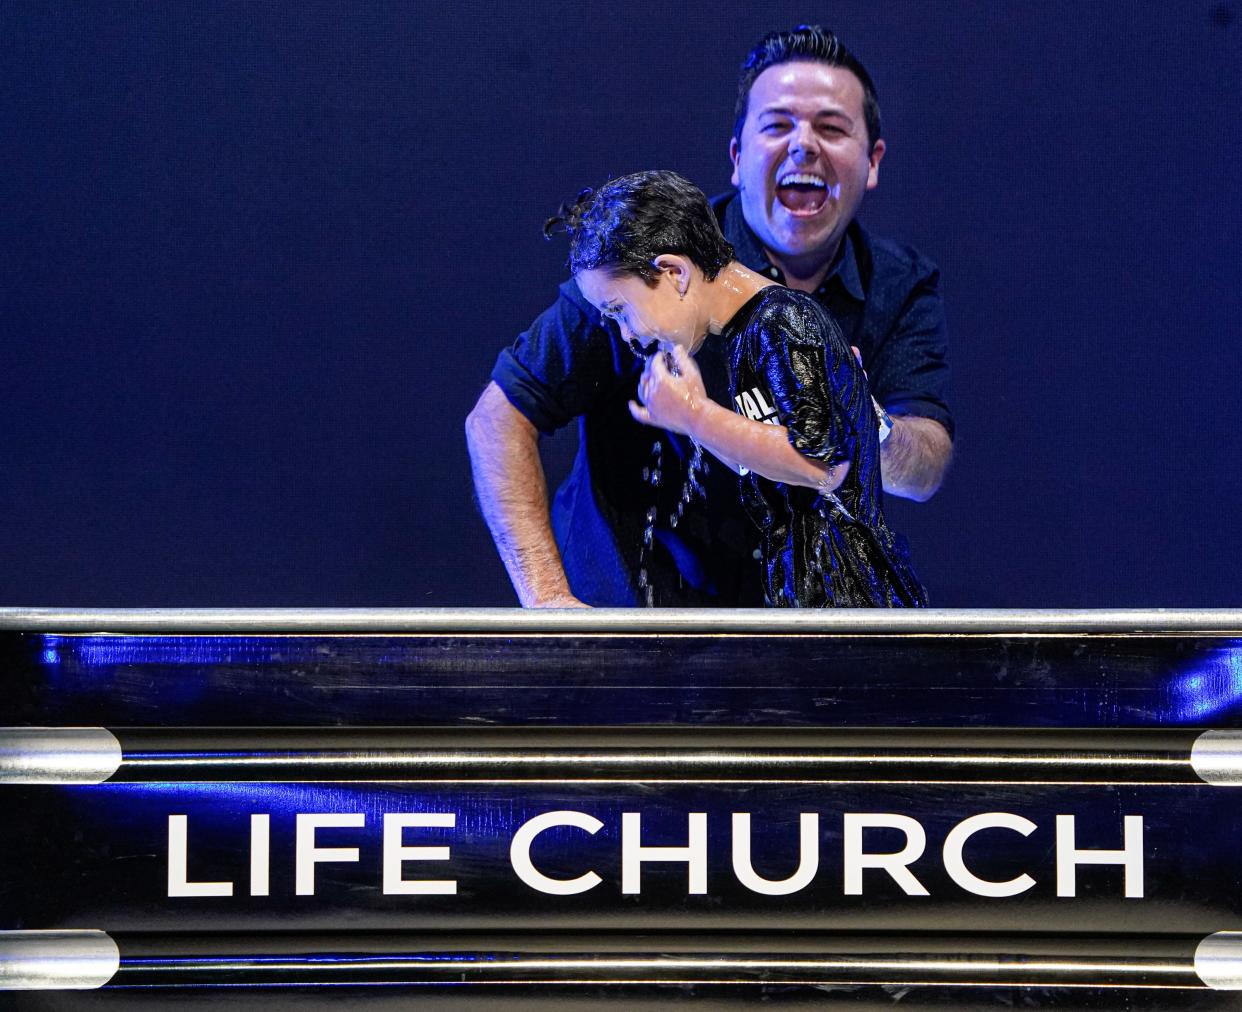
[7,632,1242,728]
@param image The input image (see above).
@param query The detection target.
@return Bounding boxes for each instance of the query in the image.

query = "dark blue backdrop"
[1,1,1239,607]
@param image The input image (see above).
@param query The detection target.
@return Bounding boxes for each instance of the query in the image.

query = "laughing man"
[466,25,953,608]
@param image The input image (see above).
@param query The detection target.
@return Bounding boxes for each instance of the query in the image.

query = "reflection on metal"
[1170,648,1242,720]
[1191,730,1242,785]
[1195,932,1242,989]
[4,606,1242,634]
[0,728,121,784]
[0,930,119,990]
[36,634,294,670]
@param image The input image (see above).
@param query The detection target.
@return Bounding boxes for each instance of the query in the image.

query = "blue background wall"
[1,1,1239,607]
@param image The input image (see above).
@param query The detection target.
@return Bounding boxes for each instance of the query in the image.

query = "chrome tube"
[4,606,1242,635]
[4,726,1236,785]
[87,932,1237,989]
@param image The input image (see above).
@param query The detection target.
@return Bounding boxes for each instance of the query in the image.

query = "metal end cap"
[1196,931,1242,989]
[0,930,119,990]
[0,727,122,785]
[1191,730,1242,787]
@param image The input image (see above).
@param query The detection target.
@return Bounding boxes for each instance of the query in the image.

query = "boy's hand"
[628,343,706,437]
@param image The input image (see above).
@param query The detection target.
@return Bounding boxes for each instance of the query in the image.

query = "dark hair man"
[466,26,952,608]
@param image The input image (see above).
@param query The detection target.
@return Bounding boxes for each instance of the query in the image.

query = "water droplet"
[646,507,657,523]
[638,569,648,589]
[669,514,678,528]
[644,585,655,607]
[642,467,649,481]
[650,469,661,486]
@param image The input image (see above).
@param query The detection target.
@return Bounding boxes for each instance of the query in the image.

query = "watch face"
[874,400,893,442]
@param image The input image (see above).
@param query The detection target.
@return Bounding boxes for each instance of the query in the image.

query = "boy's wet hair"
[733,25,881,151]
[545,170,734,285]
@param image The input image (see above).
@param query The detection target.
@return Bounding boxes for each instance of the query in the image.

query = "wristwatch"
[873,398,894,444]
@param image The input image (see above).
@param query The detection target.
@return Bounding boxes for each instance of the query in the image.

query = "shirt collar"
[721,192,865,303]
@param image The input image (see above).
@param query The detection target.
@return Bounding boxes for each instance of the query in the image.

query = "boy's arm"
[629,347,848,492]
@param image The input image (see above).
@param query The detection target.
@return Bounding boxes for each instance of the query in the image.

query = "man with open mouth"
[467,26,954,609]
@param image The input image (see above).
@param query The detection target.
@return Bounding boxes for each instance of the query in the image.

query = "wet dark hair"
[545,170,734,285]
[733,25,881,151]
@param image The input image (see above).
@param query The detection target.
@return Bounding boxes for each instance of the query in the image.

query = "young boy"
[553,170,925,607]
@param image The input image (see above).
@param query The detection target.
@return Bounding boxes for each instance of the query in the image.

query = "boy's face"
[576,267,699,356]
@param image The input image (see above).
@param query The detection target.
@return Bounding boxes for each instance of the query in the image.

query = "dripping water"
[637,437,709,607]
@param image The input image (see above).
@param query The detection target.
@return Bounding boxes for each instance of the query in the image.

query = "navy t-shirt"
[489,192,952,606]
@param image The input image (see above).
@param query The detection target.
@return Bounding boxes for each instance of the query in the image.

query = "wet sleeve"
[866,266,953,438]
[755,299,858,469]
[490,279,631,434]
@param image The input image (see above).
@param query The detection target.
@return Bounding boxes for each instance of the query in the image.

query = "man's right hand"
[465,382,590,608]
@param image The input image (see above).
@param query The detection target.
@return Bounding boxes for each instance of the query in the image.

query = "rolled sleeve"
[867,268,954,438]
[490,280,631,434]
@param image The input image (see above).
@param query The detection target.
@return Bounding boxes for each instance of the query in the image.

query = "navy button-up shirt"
[719,194,953,436]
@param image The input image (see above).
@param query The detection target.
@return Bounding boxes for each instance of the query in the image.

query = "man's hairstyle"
[733,25,881,151]
[546,170,734,285]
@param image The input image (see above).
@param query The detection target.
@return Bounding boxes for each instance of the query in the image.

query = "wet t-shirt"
[723,285,927,607]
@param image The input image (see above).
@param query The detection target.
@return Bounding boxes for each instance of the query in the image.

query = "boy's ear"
[651,254,692,294]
